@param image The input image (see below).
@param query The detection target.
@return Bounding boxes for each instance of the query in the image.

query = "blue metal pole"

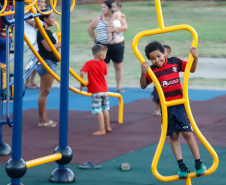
[12,0,24,161]
[59,0,70,150]
[49,0,75,183]
[5,0,27,184]
[49,0,74,182]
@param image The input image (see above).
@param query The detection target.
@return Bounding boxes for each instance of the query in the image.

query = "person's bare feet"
[91,130,106,136]
[106,127,112,132]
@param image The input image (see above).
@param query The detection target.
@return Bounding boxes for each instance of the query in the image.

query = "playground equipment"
[0,0,54,155]
[1,0,124,184]
[0,0,73,184]
[132,0,219,185]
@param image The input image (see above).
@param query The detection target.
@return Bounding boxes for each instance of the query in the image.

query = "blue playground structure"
[0,0,75,184]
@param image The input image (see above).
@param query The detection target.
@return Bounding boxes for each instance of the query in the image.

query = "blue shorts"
[36,59,57,76]
[91,92,110,114]
[161,104,193,136]
[0,37,11,64]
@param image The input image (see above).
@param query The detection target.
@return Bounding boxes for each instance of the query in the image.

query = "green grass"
[24,1,226,88]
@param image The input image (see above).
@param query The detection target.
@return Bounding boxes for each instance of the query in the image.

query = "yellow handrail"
[50,0,76,15]
[26,153,62,168]
[34,0,56,15]
[132,0,218,184]
[0,0,37,17]
[0,0,8,14]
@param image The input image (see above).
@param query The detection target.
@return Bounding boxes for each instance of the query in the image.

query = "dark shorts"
[161,104,193,136]
[36,59,58,76]
[98,42,125,64]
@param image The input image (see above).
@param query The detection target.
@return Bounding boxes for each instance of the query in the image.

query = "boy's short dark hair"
[92,44,107,56]
[112,0,122,8]
[145,41,164,60]
[39,9,50,22]
[163,45,171,52]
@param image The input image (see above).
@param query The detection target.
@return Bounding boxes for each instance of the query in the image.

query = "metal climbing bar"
[26,153,62,168]
[132,0,218,184]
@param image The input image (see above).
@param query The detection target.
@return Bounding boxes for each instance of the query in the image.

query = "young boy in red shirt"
[80,44,111,136]
[140,41,206,178]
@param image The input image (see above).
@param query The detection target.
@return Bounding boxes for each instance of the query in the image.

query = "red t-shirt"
[81,60,108,93]
[146,57,187,101]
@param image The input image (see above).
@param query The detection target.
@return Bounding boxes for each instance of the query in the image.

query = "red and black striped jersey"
[146,57,187,102]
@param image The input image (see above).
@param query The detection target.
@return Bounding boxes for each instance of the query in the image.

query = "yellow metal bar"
[0,0,36,17]
[26,153,62,168]
[165,99,185,107]
[155,0,165,29]
[34,0,56,15]
[0,0,8,14]
[50,0,76,15]
[132,0,219,184]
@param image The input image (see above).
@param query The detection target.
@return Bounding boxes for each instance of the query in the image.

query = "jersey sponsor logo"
[161,79,179,88]
[172,67,177,72]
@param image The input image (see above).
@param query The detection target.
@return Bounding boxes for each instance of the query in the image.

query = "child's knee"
[182,131,193,140]
[170,131,179,141]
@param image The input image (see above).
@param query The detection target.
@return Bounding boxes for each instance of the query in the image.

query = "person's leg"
[182,131,206,176]
[170,131,190,178]
[92,112,106,136]
[154,103,161,116]
[181,131,200,159]
[30,70,38,86]
[103,110,111,132]
[38,73,54,123]
[113,62,123,92]
[170,131,183,160]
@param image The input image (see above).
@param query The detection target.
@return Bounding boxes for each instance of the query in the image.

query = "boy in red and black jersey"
[140,41,206,178]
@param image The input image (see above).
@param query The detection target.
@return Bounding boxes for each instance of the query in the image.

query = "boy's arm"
[190,47,198,73]
[140,61,150,89]
[80,71,86,91]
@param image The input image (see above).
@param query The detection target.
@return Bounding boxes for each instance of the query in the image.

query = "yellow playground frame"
[132,0,218,185]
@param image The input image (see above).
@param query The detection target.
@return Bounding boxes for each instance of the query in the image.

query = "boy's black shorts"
[161,104,193,136]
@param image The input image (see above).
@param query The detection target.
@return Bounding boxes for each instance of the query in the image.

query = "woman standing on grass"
[36,11,61,127]
[87,0,128,93]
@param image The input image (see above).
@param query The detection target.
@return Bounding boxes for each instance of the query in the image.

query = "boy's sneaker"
[195,163,206,177]
[178,165,190,178]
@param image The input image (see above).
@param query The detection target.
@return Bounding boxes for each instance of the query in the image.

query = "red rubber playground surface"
[0,87,226,185]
